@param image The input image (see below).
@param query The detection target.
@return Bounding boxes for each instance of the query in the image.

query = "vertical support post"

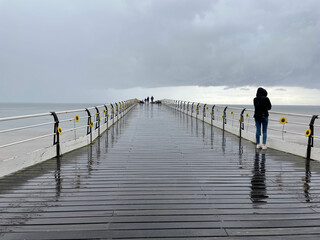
[115,103,118,120]
[196,103,200,116]
[94,107,100,137]
[51,112,60,157]
[203,104,207,121]
[223,107,228,131]
[191,102,195,115]
[307,115,318,159]
[85,108,92,143]
[110,104,114,123]
[104,105,108,124]
[211,105,215,125]
[239,108,246,138]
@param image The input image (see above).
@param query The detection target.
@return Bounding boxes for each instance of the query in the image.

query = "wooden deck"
[1,104,320,239]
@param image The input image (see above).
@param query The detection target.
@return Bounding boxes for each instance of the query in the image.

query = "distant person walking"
[254,87,272,150]
[151,96,154,103]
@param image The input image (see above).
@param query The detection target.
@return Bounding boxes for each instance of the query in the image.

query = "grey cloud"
[1,0,320,102]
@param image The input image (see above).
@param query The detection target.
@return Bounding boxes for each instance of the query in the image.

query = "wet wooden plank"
[1,104,320,239]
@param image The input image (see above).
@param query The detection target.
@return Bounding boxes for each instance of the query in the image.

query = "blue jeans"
[255,117,268,144]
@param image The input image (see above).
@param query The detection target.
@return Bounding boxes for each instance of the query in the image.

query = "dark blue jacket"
[254,88,272,119]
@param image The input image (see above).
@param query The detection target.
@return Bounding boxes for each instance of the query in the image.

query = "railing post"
[104,105,108,124]
[196,103,200,117]
[115,103,118,119]
[239,108,246,138]
[307,115,318,159]
[121,101,124,115]
[203,104,207,120]
[110,104,114,123]
[223,107,227,131]
[118,102,121,116]
[191,102,195,115]
[85,108,92,143]
[94,107,100,137]
[51,112,60,157]
[211,105,215,125]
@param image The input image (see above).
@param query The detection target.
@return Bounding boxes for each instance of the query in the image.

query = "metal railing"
[0,99,138,161]
[168,100,319,160]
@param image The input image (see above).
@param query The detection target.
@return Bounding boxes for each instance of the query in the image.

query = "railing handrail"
[163,98,319,161]
[0,99,138,153]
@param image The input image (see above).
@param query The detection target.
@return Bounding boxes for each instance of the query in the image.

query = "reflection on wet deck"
[1,104,320,239]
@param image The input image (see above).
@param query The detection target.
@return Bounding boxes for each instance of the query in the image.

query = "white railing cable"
[0,121,55,134]
[0,133,55,149]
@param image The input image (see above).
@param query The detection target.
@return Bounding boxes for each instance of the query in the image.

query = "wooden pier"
[1,104,320,239]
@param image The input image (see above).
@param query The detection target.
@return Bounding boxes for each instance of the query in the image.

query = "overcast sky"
[1,0,320,105]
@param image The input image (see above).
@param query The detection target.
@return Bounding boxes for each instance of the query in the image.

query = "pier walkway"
[1,104,320,239]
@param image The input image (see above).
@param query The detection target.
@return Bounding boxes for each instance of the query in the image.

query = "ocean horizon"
[0,102,319,118]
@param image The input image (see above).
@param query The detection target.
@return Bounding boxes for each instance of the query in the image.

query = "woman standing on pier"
[254,87,272,150]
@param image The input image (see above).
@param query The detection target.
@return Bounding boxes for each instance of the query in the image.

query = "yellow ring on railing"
[222,114,224,119]
[231,110,234,116]
[280,117,287,124]
[238,118,241,124]
[246,113,249,119]
[107,114,110,118]
[74,114,79,122]
[206,106,209,110]
[103,109,106,114]
[90,120,94,128]
[199,105,201,108]
[57,126,62,135]
[305,129,311,137]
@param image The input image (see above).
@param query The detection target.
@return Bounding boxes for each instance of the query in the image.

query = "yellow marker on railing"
[206,106,209,110]
[231,110,234,116]
[90,121,93,128]
[74,114,79,122]
[246,113,249,119]
[280,117,287,124]
[103,109,106,114]
[57,126,63,135]
[305,129,311,137]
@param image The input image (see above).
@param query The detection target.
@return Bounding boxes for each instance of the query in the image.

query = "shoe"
[256,144,262,149]
[262,144,267,150]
